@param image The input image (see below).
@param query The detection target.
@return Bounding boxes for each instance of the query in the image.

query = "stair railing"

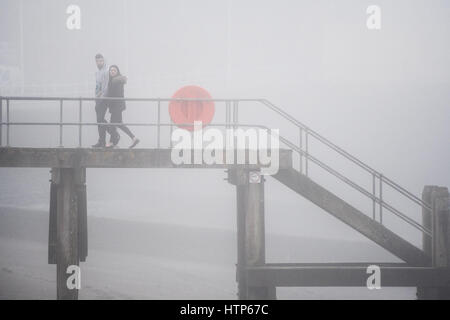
[255,99,432,237]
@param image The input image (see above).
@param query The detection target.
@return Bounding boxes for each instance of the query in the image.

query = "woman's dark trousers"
[109,107,135,142]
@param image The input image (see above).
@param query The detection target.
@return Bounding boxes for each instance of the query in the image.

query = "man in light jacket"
[92,53,113,148]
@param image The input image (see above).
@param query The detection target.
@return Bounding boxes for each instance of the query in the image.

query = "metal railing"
[0,96,432,238]
[258,99,432,236]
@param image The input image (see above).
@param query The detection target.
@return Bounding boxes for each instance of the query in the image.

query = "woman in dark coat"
[106,65,140,148]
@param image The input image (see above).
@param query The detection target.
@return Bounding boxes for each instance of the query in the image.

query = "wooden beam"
[0,147,292,169]
[246,265,450,287]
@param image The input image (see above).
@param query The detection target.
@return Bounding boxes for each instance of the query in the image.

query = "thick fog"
[0,0,449,299]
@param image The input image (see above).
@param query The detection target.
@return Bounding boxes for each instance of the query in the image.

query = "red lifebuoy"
[169,85,215,131]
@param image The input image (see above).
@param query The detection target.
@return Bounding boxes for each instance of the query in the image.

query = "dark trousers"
[109,107,135,141]
[95,100,115,144]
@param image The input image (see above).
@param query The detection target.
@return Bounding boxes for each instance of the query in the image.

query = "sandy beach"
[0,207,416,300]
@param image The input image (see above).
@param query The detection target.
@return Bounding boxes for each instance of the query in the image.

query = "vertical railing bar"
[78,99,82,147]
[299,127,303,174]
[372,173,376,220]
[235,101,239,154]
[305,129,309,177]
[225,101,227,128]
[235,100,239,126]
[59,99,63,148]
[169,124,173,148]
[157,100,161,149]
[233,100,238,129]
[6,99,10,147]
[379,174,383,224]
[224,101,226,127]
[229,100,231,126]
[226,100,230,129]
[0,97,3,147]
[232,100,236,128]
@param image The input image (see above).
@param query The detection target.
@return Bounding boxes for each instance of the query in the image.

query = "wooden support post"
[48,169,59,264]
[235,178,248,299]
[418,186,450,300]
[76,168,88,262]
[55,168,80,300]
[231,168,276,300]
[432,190,450,299]
[431,188,449,267]
[49,167,87,298]
[422,186,434,258]
[433,195,450,265]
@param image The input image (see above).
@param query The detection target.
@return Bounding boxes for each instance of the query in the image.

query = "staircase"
[253,99,433,267]
[273,166,430,266]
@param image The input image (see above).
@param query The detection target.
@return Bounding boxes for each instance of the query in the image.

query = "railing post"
[6,98,10,147]
[78,99,82,148]
[232,100,235,127]
[372,174,376,220]
[305,130,309,177]
[299,127,303,174]
[232,100,239,129]
[379,174,383,224]
[169,124,173,149]
[225,100,231,129]
[157,100,161,149]
[59,99,63,148]
[0,97,2,147]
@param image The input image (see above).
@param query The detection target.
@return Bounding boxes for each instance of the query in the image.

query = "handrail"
[260,99,379,175]
[259,99,432,213]
[0,96,260,102]
[0,95,432,238]
[275,133,431,236]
